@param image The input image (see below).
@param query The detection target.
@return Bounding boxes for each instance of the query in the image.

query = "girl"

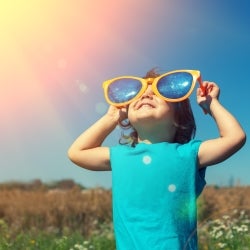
[68,69,246,250]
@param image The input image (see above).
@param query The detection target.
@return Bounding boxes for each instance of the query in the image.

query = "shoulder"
[176,139,202,156]
[110,144,132,156]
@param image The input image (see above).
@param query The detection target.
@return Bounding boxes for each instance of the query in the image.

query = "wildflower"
[243,218,250,224]
[30,239,36,244]
[217,242,227,248]
[241,224,248,232]
[83,240,89,245]
[5,234,10,239]
[233,209,238,214]
[215,230,223,239]
[222,215,230,220]
[213,219,222,224]
[225,230,233,239]
[240,210,245,216]
[72,243,86,250]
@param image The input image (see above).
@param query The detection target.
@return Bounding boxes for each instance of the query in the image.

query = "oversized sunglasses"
[103,69,205,107]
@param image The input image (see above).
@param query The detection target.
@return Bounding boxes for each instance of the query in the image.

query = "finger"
[197,86,206,97]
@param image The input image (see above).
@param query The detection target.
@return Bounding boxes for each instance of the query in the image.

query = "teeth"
[140,104,153,108]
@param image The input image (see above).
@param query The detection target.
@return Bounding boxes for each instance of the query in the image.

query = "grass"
[0,219,116,250]
[0,183,250,249]
[198,209,250,249]
[1,212,249,249]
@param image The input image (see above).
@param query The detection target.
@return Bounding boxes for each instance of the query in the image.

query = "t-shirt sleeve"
[109,144,127,170]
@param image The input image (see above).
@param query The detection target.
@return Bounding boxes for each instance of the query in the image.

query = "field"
[0,180,250,249]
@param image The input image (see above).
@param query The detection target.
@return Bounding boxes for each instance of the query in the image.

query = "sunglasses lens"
[157,72,193,99]
[107,78,142,104]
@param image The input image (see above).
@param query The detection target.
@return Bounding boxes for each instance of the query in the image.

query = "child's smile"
[136,101,156,110]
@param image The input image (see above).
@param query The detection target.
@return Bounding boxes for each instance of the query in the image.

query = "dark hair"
[119,68,196,145]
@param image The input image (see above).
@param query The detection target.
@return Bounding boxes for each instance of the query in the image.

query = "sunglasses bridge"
[144,78,154,84]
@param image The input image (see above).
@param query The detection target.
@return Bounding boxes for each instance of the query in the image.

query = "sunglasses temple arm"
[198,76,208,115]
[198,76,206,95]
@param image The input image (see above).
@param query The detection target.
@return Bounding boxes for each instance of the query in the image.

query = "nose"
[141,85,154,99]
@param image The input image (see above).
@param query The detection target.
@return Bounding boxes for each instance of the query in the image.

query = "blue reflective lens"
[108,78,142,103]
[157,72,193,98]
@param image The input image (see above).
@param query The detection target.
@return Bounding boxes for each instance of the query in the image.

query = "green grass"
[1,210,250,250]
[198,209,250,250]
[0,231,116,250]
[0,220,116,250]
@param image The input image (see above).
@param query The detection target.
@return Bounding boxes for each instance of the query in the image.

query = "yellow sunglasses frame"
[103,69,203,107]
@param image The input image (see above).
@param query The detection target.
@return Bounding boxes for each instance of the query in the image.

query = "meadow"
[0,180,249,249]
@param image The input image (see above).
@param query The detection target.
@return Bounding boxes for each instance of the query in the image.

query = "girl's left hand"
[196,81,220,113]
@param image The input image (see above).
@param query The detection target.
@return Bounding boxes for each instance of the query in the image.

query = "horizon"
[0,0,249,188]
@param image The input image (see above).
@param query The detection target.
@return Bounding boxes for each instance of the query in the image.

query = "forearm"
[197,82,246,167]
[209,98,245,143]
[67,106,126,170]
[68,113,117,154]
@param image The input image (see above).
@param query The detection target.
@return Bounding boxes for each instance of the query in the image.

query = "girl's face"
[127,85,176,130]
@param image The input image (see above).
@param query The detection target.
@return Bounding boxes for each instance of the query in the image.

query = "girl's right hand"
[106,105,128,125]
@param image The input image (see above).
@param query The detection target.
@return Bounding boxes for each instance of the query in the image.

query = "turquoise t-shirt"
[110,140,206,250]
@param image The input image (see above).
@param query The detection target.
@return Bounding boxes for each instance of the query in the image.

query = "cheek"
[161,102,177,121]
[127,106,134,121]
[159,100,174,112]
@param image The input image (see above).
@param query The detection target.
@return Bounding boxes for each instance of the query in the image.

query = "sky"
[0,0,249,188]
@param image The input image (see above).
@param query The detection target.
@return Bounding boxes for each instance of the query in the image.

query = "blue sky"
[0,0,249,188]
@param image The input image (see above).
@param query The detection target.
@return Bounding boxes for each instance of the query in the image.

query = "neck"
[136,124,176,144]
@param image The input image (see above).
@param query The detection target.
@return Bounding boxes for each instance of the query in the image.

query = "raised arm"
[197,81,246,168]
[68,106,127,171]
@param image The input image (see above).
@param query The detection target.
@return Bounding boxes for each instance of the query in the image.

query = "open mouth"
[137,102,155,109]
